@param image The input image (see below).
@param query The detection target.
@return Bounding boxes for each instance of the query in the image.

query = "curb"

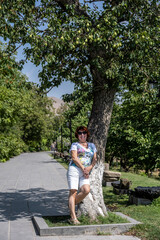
[33,212,142,236]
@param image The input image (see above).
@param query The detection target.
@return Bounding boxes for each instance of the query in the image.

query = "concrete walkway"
[0,152,141,240]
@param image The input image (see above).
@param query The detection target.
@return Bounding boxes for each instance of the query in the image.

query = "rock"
[120,178,132,189]
[54,151,61,158]
[63,151,71,162]
[103,177,119,182]
[104,163,110,171]
[129,194,152,205]
[113,188,129,195]
[102,171,121,187]
[112,179,132,189]
[111,181,120,188]
[103,171,121,178]
[133,186,160,200]
[111,178,132,195]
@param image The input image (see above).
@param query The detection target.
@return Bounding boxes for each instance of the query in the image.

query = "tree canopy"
[1,0,159,93]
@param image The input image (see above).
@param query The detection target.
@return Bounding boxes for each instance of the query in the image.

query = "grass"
[53,157,68,170]
[53,156,160,239]
[43,211,129,227]
[104,169,160,240]
[119,171,160,189]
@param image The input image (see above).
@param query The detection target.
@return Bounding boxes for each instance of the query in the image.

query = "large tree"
[1,0,159,218]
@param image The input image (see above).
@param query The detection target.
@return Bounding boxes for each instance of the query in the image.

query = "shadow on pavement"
[0,188,69,222]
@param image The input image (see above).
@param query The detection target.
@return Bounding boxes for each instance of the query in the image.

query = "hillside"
[48,96,65,114]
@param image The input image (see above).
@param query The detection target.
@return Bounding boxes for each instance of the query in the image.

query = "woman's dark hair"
[75,126,90,139]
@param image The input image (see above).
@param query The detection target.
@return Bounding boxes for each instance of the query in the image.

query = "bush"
[0,133,28,162]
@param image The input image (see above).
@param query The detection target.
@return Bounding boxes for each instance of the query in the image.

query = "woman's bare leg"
[68,185,90,221]
[75,184,90,205]
[68,189,77,219]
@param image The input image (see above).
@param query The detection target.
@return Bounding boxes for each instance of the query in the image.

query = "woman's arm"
[71,150,85,172]
[91,152,97,168]
[84,152,97,175]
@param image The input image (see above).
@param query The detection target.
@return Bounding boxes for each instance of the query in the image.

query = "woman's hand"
[83,166,92,179]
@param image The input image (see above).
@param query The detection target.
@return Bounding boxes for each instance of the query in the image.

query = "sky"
[15,1,103,99]
[21,61,75,99]
[16,48,75,99]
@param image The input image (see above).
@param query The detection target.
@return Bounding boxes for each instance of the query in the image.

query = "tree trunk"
[77,86,116,219]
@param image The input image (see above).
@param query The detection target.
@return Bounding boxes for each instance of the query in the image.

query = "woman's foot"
[68,218,80,225]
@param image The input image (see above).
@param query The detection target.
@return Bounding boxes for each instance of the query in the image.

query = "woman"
[67,126,97,224]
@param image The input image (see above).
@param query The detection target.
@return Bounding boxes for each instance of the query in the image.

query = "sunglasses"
[78,131,87,135]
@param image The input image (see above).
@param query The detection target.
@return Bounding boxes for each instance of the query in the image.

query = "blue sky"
[21,61,75,99]
[16,47,75,99]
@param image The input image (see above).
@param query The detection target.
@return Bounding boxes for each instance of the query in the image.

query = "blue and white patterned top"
[69,142,97,167]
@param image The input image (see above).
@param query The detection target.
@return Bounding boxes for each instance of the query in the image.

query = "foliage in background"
[56,83,160,174]
[0,44,55,161]
[106,87,160,173]
[50,86,93,152]
[63,86,92,142]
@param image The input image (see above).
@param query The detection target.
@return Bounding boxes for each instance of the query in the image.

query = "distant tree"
[106,87,160,173]
[1,0,159,218]
[0,43,55,160]
[63,85,92,134]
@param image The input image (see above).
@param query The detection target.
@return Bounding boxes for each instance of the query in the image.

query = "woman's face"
[77,130,87,143]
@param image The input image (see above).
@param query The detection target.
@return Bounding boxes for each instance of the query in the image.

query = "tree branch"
[7,43,23,57]
[41,85,55,94]
[85,0,104,2]
[53,0,91,19]
[135,63,156,82]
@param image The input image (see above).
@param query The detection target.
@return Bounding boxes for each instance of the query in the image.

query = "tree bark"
[77,85,116,219]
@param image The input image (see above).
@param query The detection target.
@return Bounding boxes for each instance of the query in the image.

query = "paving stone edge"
[32,212,142,236]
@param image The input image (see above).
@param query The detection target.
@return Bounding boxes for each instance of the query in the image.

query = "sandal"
[68,218,80,225]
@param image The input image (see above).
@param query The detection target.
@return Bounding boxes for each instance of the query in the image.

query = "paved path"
[0,152,141,240]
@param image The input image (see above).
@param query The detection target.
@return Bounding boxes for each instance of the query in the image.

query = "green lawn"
[103,170,160,240]
[44,211,129,227]
[54,157,69,169]
[119,171,160,189]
